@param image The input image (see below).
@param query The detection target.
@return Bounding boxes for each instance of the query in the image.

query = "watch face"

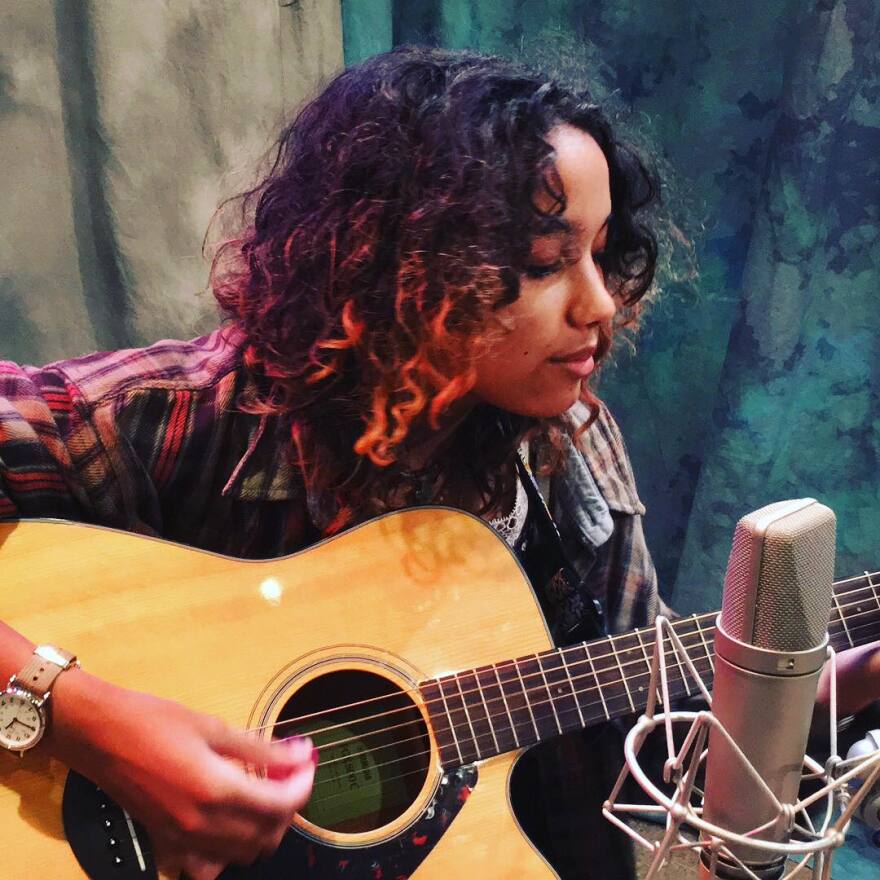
[0,691,44,751]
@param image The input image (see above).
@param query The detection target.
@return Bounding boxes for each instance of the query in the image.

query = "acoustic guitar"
[1,509,877,879]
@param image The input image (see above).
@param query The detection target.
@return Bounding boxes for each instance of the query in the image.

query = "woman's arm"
[817,641,880,718]
[0,622,315,879]
[0,364,316,879]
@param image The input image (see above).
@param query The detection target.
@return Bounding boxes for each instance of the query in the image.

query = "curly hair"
[210,45,659,533]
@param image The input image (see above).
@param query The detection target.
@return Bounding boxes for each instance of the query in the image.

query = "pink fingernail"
[311,747,319,765]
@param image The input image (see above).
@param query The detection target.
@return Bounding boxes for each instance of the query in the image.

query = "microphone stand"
[602,616,880,880]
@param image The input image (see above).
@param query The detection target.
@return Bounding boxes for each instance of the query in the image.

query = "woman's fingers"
[178,852,227,880]
[159,733,317,865]
[210,736,318,823]
[51,682,319,872]
[211,727,315,775]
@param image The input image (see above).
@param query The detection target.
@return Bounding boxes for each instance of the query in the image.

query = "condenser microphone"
[699,498,836,880]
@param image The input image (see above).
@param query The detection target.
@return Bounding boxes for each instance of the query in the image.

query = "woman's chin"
[472,377,585,419]
[512,386,584,419]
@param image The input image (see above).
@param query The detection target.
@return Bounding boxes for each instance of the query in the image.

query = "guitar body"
[0,509,561,879]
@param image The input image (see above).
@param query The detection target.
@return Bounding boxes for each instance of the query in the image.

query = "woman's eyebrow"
[541,213,612,242]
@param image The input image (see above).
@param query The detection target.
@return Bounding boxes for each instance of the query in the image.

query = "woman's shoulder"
[39,324,247,410]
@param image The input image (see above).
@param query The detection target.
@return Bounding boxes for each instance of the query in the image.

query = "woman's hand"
[817,641,880,718]
[48,669,316,880]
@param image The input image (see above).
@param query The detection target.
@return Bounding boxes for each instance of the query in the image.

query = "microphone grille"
[720,499,836,651]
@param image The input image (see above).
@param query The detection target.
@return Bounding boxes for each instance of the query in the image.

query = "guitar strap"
[513,450,607,646]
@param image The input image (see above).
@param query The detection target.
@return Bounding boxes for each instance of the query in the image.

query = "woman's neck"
[399,398,478,472]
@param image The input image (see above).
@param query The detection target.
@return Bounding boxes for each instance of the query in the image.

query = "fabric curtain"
[1,0,343,363]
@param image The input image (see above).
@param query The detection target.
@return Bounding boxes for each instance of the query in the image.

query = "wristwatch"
[0,645,80,755]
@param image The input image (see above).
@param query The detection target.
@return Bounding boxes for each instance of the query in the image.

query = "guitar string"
[258,596,880,762]
[258,613,723,740]
[305,668,700,792]
[268,603,880,775]
[306,657,718,808]
[281,604,880,785]
[270,628,720,755]
[248,583,880,743]
[264,576,880,738]
[307,603,880,809]
[305,650,714,779]
[301,576,880,811]
[256,580,880,745]
[298,616,880,807]
[308,606,880,788]
[251,608,716,734]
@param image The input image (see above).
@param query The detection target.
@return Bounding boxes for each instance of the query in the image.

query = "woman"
[1,46,876,880]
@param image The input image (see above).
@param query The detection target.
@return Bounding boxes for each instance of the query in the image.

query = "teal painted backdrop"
[342,1,880,619]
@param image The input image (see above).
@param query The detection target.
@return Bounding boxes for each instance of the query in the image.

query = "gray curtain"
[1,0,343,363]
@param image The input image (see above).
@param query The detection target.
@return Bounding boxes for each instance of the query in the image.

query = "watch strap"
[11,645,79,701]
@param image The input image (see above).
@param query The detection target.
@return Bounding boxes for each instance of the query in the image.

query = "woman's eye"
[523,261,563,279]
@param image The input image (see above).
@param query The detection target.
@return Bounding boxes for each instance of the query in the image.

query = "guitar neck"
[421,569,880,767]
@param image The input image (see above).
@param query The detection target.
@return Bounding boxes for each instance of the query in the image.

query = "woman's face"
[471,124,616,418]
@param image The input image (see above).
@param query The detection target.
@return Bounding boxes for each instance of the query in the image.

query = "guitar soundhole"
[275,669,431,835]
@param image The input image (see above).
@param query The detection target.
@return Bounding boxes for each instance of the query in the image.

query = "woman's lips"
[553,355,595,378]
[551,347,597,378]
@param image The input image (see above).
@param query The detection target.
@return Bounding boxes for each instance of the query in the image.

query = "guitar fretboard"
[420,570,880,768]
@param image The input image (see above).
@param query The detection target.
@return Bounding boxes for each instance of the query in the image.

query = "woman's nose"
[567,256,616,328]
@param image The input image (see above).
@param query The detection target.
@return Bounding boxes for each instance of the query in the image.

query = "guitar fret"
[471,669,501,755]
[692,614,715,675]
[455,671,494,760]
[583,642,610,721]
[668,616,714,698]
[496,660,540,746]
[437,675,478,765]
[517,656,558,740]
[608,634,636,712]
[855,573,880,649]
[536,651,582,734]
[513,658,542,740]
[589,638,634,717]
[618,630,654,707]
[419,680,460,767]
[634,628,662,706]
[533,654,563,735]
[557,647,587,728]
[866,571,880,613]
[565,643,609,725]
[491,665,521,749]
[832,593,854,648]
[666,622,693,697]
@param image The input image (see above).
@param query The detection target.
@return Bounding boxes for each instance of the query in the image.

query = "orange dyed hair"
[210,47,658,532]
